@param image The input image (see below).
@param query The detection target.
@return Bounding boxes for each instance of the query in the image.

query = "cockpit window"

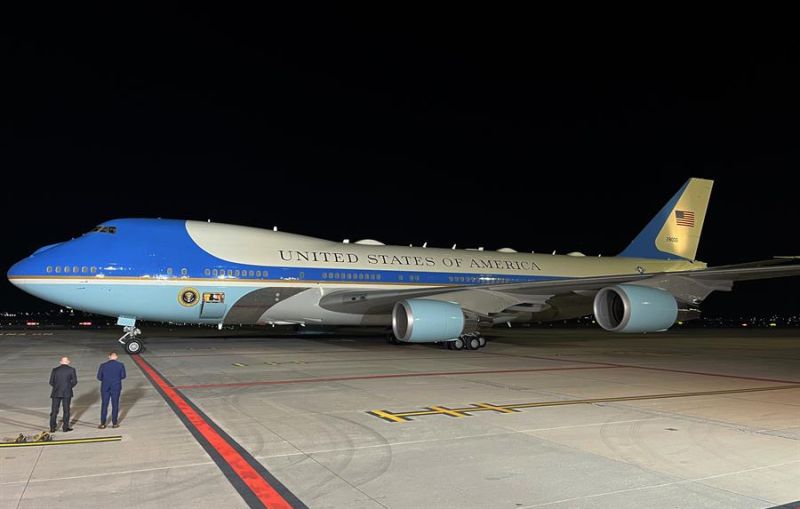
[89,225,117,234]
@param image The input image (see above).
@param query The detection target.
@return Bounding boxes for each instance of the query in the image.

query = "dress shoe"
[111,424,120,428]
[98,424,106,429]
[62,427,73,432]
[49,428,56,433]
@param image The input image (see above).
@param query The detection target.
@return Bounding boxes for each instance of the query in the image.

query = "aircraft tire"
[125,339,143,355]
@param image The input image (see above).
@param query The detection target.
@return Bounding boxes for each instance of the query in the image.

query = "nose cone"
[7,257,30,286]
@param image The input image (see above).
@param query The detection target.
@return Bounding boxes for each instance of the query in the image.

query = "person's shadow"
[70,389,100,426]
[119,385,149,423]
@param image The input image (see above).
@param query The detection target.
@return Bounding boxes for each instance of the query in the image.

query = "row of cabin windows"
[47,266,98,274]
[46,266,512,283]
[203,268,269,278]
[398,274,421,281]
[321,272,381,281]
[449,275,513,284]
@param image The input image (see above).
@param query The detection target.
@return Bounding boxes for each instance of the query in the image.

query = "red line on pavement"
[173,365,621,389]
[132,355,294,509]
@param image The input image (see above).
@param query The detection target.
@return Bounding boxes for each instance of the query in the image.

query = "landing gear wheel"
[124,339,143,355]
[449,338,465,350]
[467,336,481,350]
[477,336,487,348]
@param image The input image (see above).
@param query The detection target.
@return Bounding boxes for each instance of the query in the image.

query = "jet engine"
[593,285,678,333]
[392,299,465,343]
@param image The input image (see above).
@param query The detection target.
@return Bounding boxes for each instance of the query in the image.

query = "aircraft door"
[200,292,226,319]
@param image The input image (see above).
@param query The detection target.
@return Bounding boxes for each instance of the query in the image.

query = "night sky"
[2,9,798,316]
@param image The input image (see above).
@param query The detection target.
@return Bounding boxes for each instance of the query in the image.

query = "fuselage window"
[227,269,233,277]
[181,268,188,277]
[167,267,173,276]
[204,268,211,276]
[248,270,254,277]
[334,273,340,279]
[234,269,240,277]
[263,270,268,278]
[321,272,327,279]
[91,266,97,273]
[212,269,218,276]
[376,273,381,280]
[55,266,61,273]
[72,266,79,273]
[47,266,53,273]
[82,266,88,273]
[358,273,364,280]
[64,266,71,273]
[299,272,304,279]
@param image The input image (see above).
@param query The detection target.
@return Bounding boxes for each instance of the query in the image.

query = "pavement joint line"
[173,365,621,390]
[518,458,800,508]
[499,352,800,385]
[368,384,800,422]
[0,436,122,447]
[247,417,662,459]
[0,460,219,486]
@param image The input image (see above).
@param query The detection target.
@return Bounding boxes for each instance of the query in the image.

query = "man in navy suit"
[49,356,78,432]
[97,351,126,429]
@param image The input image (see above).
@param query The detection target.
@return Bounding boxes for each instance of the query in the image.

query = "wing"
[318,258,800,318]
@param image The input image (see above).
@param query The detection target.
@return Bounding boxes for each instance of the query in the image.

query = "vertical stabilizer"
[619,178,713,261]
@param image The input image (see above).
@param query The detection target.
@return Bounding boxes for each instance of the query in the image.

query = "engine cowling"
[392,299,465,343]
[593,285,678,333]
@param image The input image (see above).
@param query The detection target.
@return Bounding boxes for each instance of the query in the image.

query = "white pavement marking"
[518,459,800,508]
[0,461,217,486]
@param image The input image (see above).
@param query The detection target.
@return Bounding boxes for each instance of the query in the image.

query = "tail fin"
[619,178,713,261]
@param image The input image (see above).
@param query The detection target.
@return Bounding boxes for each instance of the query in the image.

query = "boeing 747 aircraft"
[7,178,799,354]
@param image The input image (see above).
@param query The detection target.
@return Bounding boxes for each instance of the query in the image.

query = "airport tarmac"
[0,327,798,509]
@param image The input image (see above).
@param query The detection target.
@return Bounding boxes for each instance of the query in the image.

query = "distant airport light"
[26,321,39,326]
[740,323,749,327]
[79,321,92,326]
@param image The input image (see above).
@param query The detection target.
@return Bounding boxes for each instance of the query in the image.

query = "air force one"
[7,178,799,354]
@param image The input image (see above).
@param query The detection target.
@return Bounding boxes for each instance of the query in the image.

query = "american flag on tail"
[675,210,695,227]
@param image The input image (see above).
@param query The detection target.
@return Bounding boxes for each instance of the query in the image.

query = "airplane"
[6,177,799,355]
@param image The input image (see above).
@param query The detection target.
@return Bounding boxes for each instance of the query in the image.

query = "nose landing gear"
[118,325,144,355]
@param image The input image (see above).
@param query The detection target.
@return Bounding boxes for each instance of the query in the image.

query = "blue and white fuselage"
[8,178,800,353]
[8,218,680,327]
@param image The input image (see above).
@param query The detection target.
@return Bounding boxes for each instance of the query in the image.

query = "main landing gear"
[118,325,144,355]
[445,332,487,351]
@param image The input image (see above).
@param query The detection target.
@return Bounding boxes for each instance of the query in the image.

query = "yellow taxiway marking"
[368,384,800,423]
[428,405,468,418]
[0,436,122,447]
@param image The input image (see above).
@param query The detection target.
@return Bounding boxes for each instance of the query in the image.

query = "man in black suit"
[49,356,78,432]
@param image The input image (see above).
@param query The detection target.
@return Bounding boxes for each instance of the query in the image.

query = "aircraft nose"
[7,258,28,286]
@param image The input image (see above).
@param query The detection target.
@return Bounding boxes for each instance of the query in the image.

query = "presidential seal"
[178,287,199,307]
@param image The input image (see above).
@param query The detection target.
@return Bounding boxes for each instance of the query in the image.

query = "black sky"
[2,8,798,315]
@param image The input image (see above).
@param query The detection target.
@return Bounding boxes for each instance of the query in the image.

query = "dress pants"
[50,397,71,431]
[100,388,121,425]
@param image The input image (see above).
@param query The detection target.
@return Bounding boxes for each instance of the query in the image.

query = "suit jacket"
[50,365,78,398]
[97,359,126,391]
